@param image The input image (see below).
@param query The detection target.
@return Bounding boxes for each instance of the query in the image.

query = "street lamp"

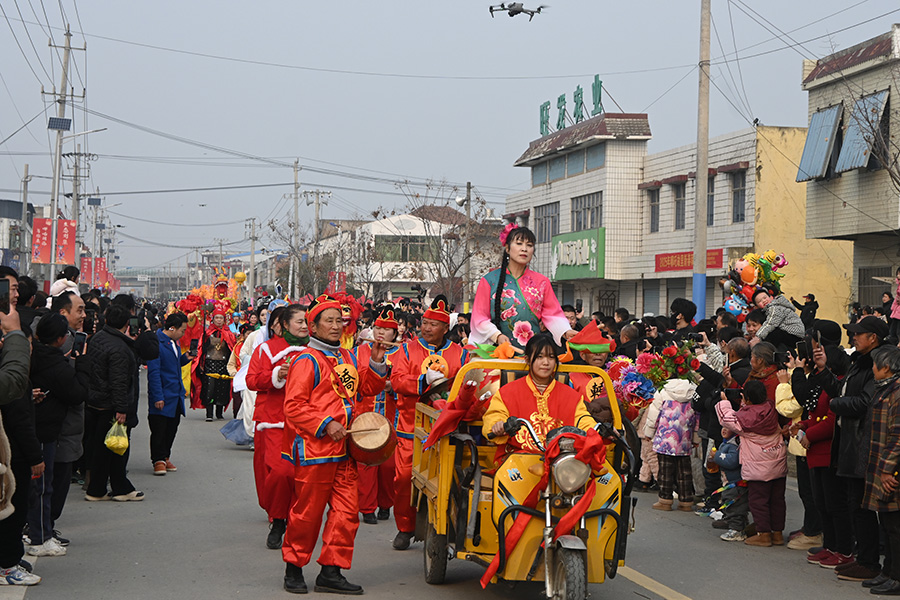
[49,127,106,269]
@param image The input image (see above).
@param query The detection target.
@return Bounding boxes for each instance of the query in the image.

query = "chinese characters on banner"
[655,249,724,272]
[325,271,347,294]
[31,218,77,265]
[96,257,108,286]
[80,256,93,284]
[31,218,52,264]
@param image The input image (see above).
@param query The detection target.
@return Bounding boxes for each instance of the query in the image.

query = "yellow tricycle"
[411,360,636,600]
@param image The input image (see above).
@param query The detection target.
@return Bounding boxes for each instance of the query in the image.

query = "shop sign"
[539,75,603,136]
[550,228,605,280]
[655,249,723,272]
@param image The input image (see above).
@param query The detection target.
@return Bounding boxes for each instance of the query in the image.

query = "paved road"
[1,375,878,599]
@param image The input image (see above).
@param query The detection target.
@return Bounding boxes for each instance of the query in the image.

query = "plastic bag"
[104,421,129,456]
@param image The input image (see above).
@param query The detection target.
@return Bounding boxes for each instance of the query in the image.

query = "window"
[571,192,602,231]
[567,150,585,176]
[648,189,660,233]
[796,104,842,182]
[586,144,606,170]
[731,171,746,223]
[535,202,559,243]
[373,235,439,262]
[707,176,715,226]
[549,156,566,181]
[531,163,547,186]
[673,183,686,230]
[835,89,890,173]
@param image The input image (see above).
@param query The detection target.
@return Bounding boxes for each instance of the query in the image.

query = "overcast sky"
[1,0,897,270]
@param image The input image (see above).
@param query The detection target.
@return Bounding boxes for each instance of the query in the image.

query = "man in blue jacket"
[147,312,192,476]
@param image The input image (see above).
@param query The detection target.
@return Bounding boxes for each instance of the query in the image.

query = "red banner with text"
[80,256,92,284]
[31,218,52,264]
[55,219,76,265]
[655,249,724,272]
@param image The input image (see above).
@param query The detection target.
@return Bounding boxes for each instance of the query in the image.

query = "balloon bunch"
[721,250,789,321]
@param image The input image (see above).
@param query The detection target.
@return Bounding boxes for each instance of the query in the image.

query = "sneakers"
[153,461,167,476]
[392,531,413,550]
[807,548,834,565]
[267,519,287,550]
[362,513,378,525]
[720,529,747,542]
[818,552,853,569]
[377,508,390,521]
[26,538,67,557]
[111,490,144,502]
[165,459,177,472]
[787,533,824,550]
[0,566,41,586]
[52,529,70,546]
[694,507,713,516]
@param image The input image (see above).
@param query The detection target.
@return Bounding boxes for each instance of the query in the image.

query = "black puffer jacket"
[30,341,90,443]
[812,349,875,478]
[87,325,137,422]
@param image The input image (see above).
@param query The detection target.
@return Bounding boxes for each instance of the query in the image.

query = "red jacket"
[389,338,468,439]
[246,336,306,425]
[798,390,835,469]
[282,345,387,466]
[354,343,396,426]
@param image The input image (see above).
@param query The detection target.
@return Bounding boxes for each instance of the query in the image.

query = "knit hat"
[811,319,841,347]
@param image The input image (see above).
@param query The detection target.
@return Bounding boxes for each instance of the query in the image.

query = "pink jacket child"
[716,396,787,482]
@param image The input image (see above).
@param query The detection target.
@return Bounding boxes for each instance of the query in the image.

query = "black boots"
[392,531,413,550]
[315,565,363,595]
[362,512,377,525]
[284,563,307,594]
[267,519,286,549]
[376,508,390,520]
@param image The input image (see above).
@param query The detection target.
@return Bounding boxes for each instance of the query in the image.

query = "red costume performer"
[246,333,306,536]
[281,295,388,585]
[190,300,237,410]
[389,297,468,541]
[355,307,399,521]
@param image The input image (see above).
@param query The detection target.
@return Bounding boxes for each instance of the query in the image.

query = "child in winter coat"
[714,428,750,542]
[649,379,699,511]
[716,379,788,547]
[636,405,659,492]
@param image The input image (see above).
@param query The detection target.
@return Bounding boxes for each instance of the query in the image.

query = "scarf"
[283,331,308,346]
[875,374,900,390]
[308,336,341,354]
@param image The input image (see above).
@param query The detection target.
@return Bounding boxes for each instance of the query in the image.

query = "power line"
[711,11,752,120]
[11,0,53,81]
[0,106,51,148]
[725,0,754,119]
[730,0,814,61]
[0,3,47,84]
[106,210,248,227]
[640,66,697,113]
[116,230,248,250]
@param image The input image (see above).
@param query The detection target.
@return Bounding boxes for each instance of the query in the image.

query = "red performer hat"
[374,306,399,330]
[422,295,450,324]
[211,299,230,317]
[566,320,617,353]
[307,294,342,324]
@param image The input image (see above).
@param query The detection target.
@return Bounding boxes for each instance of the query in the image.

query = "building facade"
[798,24,900,308]
[504,112,853,324]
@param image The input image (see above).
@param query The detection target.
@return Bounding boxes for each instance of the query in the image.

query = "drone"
[489,3,548,21]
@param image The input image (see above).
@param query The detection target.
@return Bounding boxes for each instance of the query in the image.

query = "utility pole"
[72,143,80,267]
[464,181,472,311]
[248,218,257,306]
[303,189,331,296]
[691,0,711,316]
[48,28,73,272]
[292,160,300,300]
[20,164,31,273]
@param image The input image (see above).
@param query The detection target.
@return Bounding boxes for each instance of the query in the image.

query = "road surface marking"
[618,566,693,600]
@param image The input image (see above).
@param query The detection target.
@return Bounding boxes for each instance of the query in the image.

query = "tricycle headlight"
[552,454,591,494]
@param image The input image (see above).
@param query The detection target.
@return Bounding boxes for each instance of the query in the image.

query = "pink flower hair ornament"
[499,223,517,246]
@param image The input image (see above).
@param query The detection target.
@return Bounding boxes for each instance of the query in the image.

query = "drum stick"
[357,337,402,347]
[347,427,383,434]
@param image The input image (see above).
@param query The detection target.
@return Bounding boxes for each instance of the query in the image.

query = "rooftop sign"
[540,75,603,136]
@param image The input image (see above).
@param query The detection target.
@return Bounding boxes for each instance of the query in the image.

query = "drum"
[348,412,397,466]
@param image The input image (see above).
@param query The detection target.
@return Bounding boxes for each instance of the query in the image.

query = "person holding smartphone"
[27,313,90,556]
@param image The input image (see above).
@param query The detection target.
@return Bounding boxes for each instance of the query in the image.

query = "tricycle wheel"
[553,548,586,600]
[424,523,448,584]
